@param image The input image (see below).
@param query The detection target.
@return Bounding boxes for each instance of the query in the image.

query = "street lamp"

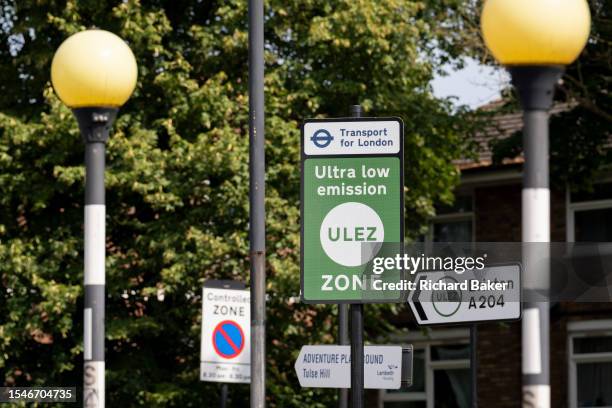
[481,1,590,407]
[51,29,137,408]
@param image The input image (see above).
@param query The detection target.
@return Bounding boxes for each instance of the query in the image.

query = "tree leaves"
[0,1,477,405]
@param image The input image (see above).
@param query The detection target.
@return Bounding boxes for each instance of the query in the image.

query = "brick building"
[376,106,612,408]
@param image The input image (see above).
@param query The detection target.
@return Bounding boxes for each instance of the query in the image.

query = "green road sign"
[300,118,404,303]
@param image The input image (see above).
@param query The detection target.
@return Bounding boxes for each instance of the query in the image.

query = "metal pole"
[338,304,349,408]
[350,304,364,408]
[339,103,361,408]
[220,384,228,408]
[348,104,364,408]
[470,325,478,408]
[248,0,266,406]
[511,66,562,408]
[74,107,118,408]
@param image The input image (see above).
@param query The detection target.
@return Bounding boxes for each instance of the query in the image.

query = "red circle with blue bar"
[212,320,245,359]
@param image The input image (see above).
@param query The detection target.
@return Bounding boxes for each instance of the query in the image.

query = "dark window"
[571,183,612,203]
[575,208,612,242]
[431,345,470,361]
[433,220,473,242]
[574,336,612,354]
[577,362,612,407]
[434,368,472,408]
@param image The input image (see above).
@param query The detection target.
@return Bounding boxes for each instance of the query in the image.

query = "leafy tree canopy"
[0,0,479,406]
[467,0,612,189]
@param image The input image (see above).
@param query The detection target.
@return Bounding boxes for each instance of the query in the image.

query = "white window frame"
[566,188,612,242]
[567,320,612,408]
[378,329,471,408]
[426,213,475,244]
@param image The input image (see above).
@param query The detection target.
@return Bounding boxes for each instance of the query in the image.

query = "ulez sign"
[300,118,404,303]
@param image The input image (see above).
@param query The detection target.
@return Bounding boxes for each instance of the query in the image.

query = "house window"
[567,183,612,242]
[568,321,612,408]
[425,194,474,243]
[379,339,471,408]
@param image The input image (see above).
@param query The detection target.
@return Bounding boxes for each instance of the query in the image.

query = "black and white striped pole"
[51,29,137,408]
[78,107,116,408]
[513,66,561,407]
[481,2,590,406]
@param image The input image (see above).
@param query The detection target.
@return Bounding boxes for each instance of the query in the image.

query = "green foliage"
[549,0,612,190]
[0,0,477,406]
[486,0,612,191]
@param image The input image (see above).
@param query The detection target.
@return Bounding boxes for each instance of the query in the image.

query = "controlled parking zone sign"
[200,281,250,383]
[301,117,404,303]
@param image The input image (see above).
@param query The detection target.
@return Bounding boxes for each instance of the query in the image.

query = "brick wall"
[474,183,523,242]
[473,184,566,242]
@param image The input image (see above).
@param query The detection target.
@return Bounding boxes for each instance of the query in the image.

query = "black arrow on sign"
[411,275,428,321]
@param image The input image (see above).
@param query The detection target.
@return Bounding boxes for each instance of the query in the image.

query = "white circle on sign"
[320,202,384,267]
[431,276,462,317]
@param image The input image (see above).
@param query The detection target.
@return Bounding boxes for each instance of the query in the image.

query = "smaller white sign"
[200,285,251,384]
[303,120,401,156]
[294,345,401,389]
[408,264,522,326]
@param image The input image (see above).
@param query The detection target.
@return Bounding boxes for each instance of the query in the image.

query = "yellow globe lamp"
[481,0,590,66]
[51,29,137,108]
[480,0,591,111]
[51,29,137,143]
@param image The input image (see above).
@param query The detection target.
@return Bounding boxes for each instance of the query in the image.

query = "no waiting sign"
[200,280,250,383]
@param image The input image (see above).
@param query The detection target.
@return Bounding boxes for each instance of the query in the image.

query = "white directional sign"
[200,282,251,383]
[408,264,522,325]
[294,345,402,389]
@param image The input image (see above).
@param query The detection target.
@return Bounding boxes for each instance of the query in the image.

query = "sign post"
[338,303,349,408]
[301,106,404,408]
[408,264,522,326]
[201,280,251,386]
[471,325,478,408]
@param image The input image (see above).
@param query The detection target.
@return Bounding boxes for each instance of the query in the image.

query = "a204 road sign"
[300,118,404,303]
[408,264,522,326]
